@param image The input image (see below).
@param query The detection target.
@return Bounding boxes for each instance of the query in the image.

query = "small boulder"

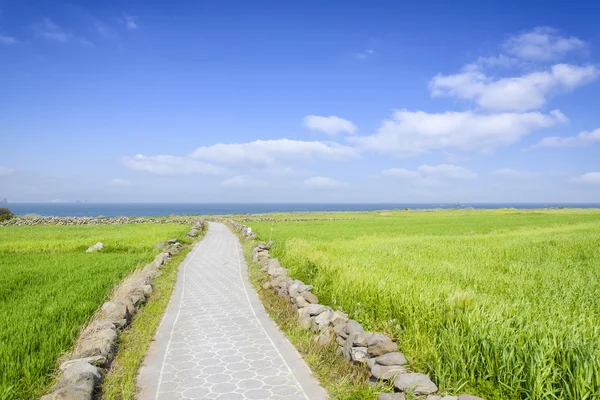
[350,346,369,362]
[331,311,349,326]
[353,332,374,347]
[306,304,329,316]
[458,396,485,400]
[85,242,103,253]
[394,373,438,395]
[303,292,319,304]
[314,328,331,346]
[314,310,334,328]
[100,301,130,322]
[60,356,106,370]
[55,360,101,390]
[370,364,407,381]
[375,352,407,366]
[296,296,309,308]
[378,394,406,400]
[368,333,398,357]
[346,320,364,334]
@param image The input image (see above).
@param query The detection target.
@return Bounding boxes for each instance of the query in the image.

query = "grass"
[247,209,600,400]
[101,230,201,399]
[240,239,386,400]
[0,224,191,400]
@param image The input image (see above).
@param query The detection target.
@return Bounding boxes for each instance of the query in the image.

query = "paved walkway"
[137,222,326,400]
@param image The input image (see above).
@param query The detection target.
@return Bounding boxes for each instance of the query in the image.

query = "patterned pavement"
[137,222,326,400]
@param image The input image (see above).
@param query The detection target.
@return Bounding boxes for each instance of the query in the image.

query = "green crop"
[249,209,600,400]
[0,224,190,400]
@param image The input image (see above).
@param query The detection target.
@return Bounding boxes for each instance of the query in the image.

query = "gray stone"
[60,356,106,370]
[56,361,101,390]
[346,320,364,334]
[303,292,319,304]
[353,332,374,347]
[73,325,117,360]
[266,258,282,275]
[85,242,103,253]
[167,238,178,244]
[368,335,398,357]
[314,310,334,328]
[336,336,346,346]
[426,396,442,400]
[370,364,407,381]
[343,333,356,361]
[375,352,407,366]
[333,323,347,337]
[458,396,484,400]
[350,346,368,362]
[378,394,406,400]
[305,304,328,316]
[299,316,313,330]
[100,301,130,322]
[366,357,376,369]
[296,295,309,308]
[141,284,153,296]
[41,383,95,400]
[314,328,331,346]
[394,373,438,395]
[331,311,348,326]
[297,307,309,319]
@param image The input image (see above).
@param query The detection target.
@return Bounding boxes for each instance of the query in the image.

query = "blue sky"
[1,0,599,202]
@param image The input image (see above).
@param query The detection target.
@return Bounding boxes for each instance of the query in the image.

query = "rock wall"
[1,216,197,226]
[233,220,485,400]
[40,220,205,400]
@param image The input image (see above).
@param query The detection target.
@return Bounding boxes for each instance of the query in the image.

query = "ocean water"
[3,202,600,218]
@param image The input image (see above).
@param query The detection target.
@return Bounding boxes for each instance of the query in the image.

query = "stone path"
[137,222,327,400]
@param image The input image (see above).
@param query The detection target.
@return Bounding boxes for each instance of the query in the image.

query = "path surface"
[137,222,326,400]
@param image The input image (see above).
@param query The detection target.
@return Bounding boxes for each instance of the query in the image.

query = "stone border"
[229,220,485,400]
[1,216,198,226]
[40,220,205,400]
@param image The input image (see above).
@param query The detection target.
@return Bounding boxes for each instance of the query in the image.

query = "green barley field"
[248,209,600,400]
[0,223,190,400]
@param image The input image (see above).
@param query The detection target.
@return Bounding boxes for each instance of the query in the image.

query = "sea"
[3,202,600,218]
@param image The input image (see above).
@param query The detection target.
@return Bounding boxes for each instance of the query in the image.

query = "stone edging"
[229,220,485,400]
[1,216,197,226]
[40,219,205,400]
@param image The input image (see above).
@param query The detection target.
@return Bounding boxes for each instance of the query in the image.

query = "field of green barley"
[248,209,600,400]
[0,223,190,400]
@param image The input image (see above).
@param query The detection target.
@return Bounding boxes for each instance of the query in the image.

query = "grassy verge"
[101,229,204,399]
[247,209,600,400]
[0,224,191,400]
[240,239,388,400]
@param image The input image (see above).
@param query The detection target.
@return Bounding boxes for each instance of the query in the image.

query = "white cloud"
[381,164,476,189]
[122,155,222,175]
[431,63,598,111]
[303,176,347,189]
[355,49,375,59]
[303,115,358,136]
[530,128,600,149]
[221,175,266,189]
[492,168,539,179]
[109,178,132,186]
[504,27,586,61]
[122,14,138,30]
[571,172,600,184]
[0,166,14,176]
[350,109,566,157]
[381,168,421,180]
[417,164,477,179]
[191,139,356,168]
[0,34,18,45]
[34,18,72,42]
